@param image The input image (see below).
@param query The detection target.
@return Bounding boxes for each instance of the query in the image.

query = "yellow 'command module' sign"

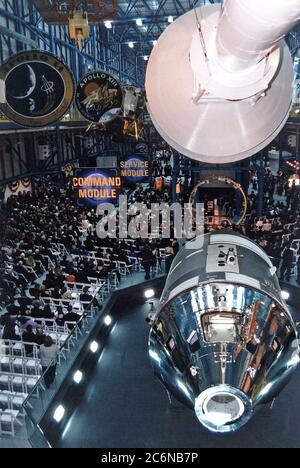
[72,168,121,205]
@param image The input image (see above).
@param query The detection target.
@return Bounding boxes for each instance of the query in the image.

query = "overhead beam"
[110,14,178,24]
[0,24,37,47]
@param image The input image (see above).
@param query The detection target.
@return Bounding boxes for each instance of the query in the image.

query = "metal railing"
[19,280,110,447]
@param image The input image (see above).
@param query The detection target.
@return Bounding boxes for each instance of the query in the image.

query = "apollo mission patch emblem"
[75,71,123,123]
[0,50,75,127]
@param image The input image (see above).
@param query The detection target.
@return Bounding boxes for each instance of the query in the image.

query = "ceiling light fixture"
[104,21,112,29]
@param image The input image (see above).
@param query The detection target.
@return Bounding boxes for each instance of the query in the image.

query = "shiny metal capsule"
[149,232,300,433]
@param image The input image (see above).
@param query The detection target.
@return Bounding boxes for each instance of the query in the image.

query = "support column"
[55,125,64,186]
[48,25,55,54]
[24,134,36,174]
[172,152,180,202]
[92,26,97,68]
[193,162,201,186]
[258,153,265,217]
[279,131,284,170]
[180,157,189,195]
[235,164,243,213]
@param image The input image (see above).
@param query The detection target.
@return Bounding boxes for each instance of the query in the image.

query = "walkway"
[57,295,300,449]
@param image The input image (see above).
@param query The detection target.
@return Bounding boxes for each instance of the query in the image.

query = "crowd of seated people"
[1,155,299,440]
[1,157,300,334]
[245,167,300,282]
[0,177,180,350]
[0,181,112,359]
[149,159,300,283]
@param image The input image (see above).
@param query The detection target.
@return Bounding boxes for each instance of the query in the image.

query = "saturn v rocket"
[149,232,300,433]
[146,0,300,432]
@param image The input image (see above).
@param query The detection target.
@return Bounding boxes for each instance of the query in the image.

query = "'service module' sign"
[120,154,150,182]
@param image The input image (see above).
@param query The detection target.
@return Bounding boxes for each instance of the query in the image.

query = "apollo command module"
[149,232,300,433]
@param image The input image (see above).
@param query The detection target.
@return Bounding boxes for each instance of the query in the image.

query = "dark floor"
[56,296,300,449]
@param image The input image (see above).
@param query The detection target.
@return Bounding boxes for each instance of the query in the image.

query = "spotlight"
[143,56,148,61]
[168,16,174,23]
[53,405,65,423]
[281,291,290,301]
[73,370,83,384]
[145,289,155,299]
[136,18,143,27]
[104,315,112,326]
[104,21,112,29]
[295,109,300,114]
[90,341,99,353]
[128,42,134,49]
[287,354,300,368]
[152,40,157,46]
[259,383,273,397]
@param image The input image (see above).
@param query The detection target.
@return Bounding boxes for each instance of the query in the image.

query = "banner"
[0,50,75,127]
[75,71,123,124]
[135,142,149,155]
[120,154,151,183]
[72,168,121,206]
[62,163,74,176]
[4,178,32,201]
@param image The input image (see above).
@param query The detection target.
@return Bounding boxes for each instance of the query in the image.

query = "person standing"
[1,315,20,341]
[141,245,154,280]
[22,325,37,356]
[165,245,175,274]
[39,336,59,389]
[297,250,300,285]
[172,240,180,255]
[280,244,294,282]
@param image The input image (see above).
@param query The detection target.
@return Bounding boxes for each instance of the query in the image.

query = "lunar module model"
[146,0,300,432]
[149,232,300,433]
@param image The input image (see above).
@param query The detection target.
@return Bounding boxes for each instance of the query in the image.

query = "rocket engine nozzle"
[194,386,252,433]
[146,1,300,163]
